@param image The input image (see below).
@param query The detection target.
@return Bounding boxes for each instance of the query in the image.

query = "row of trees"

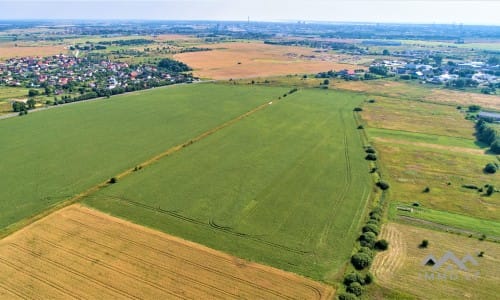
[50,79,181,106]
[338,206,389,300]
[12,99,36,115]
[476,119,500,154]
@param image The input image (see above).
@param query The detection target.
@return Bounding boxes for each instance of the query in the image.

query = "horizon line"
[0,19,499,27]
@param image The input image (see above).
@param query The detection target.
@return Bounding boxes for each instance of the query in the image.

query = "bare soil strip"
[0,205,334,299]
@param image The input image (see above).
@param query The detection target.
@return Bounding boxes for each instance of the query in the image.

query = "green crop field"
[0,83,288,234]
[84,88,373,282]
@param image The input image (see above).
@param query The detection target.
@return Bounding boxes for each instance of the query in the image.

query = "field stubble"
[0,205,334,299]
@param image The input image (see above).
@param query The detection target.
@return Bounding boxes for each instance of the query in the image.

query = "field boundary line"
[0,91,282,239]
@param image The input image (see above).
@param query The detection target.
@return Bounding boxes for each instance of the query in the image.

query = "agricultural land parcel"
[0,82,373,283]
[174,41,364,80]
[0,204,334,299]
[0,84,288,234]
[371,223,500,300]
[334,79,500,111]
[360,95,499,231]
[84,87,373,282]
[355,80,500,299]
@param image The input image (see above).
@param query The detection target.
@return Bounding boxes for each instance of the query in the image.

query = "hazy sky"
[0,0,499,25]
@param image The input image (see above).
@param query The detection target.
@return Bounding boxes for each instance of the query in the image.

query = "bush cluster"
[340,207,388,299]
[484,162,498,174]
[476,120,500,154]
[376,181,390,190]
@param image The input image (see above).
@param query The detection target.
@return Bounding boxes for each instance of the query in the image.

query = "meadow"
[0,204,334,299]
[84,88,373,282]
[361,96,499,222]
[335,79,500,111]
[0,84,288,235]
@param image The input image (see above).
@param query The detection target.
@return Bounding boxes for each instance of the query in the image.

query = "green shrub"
[486,185,495,196]
[362,224,380,236]
[359,232,377,248]
[364,272,374,285]
[468,105,481,112]
[484,163,497,174]
[365,153,377,161]
[370,207,382,215]
[376,181,390,190]
[423,186,430,193]
[351,252,373,270]
[358,246,374,258]
[347,282,364,296]
[369,212,382,222]
[353,107,363,112]
[491,139,500,154]
[375,239,389,250]
[365,148,376,154]
[419,239,429,248]
[337,292,358,300]
[109,177,117,184]
[343,271,364,285]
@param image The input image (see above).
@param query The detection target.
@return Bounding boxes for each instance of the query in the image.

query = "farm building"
[478,111,500,122]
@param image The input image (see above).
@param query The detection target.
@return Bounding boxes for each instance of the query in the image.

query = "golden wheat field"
[174,42,362,79]
[0,205,334,299]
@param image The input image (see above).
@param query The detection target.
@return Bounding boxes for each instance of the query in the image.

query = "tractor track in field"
[319,112,353,244]
[0,256,83,300]
[96,194,311,255]
[0,281,34,299]
[64,208,323,300]
[7,243,143,300]
[0,93,282,240]
[14,238,219,299]
[35,232,242,299]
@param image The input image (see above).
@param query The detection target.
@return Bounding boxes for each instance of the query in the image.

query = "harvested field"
[174,42,362,79]
[426,89,500,111]
[0,43,67,60]
[371,223,500,300]
[0,205,334,299]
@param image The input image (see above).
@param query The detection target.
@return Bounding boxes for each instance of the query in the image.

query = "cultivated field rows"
[0,205,334,299]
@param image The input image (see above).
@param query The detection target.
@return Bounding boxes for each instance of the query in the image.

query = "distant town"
[0,53,194,107]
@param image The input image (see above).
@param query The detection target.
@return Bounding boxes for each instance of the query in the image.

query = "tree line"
[476,119,500,154]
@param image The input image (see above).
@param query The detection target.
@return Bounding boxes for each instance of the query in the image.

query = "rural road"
[0,80,215,122]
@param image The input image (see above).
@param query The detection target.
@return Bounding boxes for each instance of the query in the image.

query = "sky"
[0,0,499,25]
